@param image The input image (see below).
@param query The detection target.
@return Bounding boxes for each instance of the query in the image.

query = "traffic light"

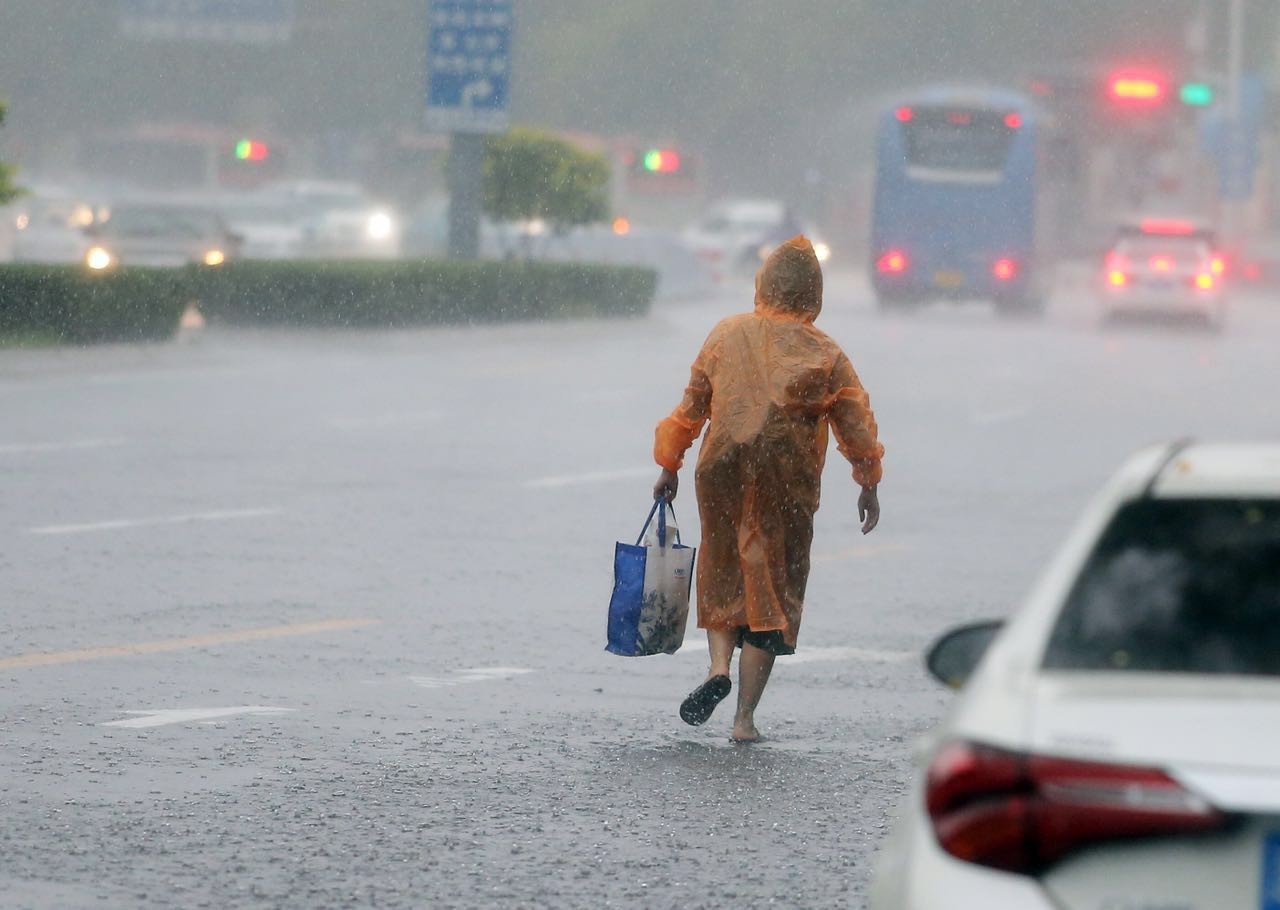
[640,148,681,174]
[234,139,270,162]
[1180,82,1215,107]
[1108,73,1166,105]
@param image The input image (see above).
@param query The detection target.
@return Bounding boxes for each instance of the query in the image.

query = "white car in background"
[266,181,401,260]
[682,198,830,276]
[6,191,101,264]
[872,441,1280,910]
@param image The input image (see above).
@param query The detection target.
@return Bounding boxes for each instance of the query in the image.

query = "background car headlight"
[86,247,114,271]
[366,211,396,241]
[813,242,832,263]
[203,249,226,267]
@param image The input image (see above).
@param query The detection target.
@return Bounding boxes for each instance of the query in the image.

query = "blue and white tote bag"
[606,500,695,656]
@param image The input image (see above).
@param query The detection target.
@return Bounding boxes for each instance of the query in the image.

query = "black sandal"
[679,674,732,726]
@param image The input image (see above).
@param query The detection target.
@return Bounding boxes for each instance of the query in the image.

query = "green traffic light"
[643,150,663,172]
[235,139,252,160]
[1180,82,1214,107]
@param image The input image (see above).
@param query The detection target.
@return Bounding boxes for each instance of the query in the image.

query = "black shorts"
[735,628,795,656]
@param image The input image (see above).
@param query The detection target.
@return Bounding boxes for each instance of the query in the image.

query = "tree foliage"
[482,127,609,230]
[0,100,17,205]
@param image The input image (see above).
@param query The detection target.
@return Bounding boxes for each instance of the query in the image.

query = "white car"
[682,198,828,275]
[7,193,100,264]
[1101,220,1228,328]
[872,441,1280,910]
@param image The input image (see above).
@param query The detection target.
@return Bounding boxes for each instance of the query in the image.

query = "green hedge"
[194,260,656,327]
[0,266,191,344]
[0,259,657,344]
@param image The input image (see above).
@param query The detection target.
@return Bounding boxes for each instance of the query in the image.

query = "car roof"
[1145,443,1280,498]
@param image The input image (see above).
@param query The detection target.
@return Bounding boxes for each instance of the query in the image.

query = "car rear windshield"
[1116,237,1210,259]
[903,107,1015,173]
[1043,498,1280,676]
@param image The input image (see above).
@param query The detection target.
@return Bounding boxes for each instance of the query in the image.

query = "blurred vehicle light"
[876,249,908,274]
[86,246,114,271]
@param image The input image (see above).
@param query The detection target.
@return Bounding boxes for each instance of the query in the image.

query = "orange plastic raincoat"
[654,236,884,648]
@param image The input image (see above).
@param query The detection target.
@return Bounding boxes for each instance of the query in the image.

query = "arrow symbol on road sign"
[460,79,493,108]
[101,706,295,729]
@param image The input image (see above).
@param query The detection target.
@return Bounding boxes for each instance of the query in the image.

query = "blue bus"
[870,87,1054,314]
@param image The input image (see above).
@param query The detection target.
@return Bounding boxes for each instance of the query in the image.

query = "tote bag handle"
[636,499,681,547]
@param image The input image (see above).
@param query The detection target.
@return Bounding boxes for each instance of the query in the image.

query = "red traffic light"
[234,139,270,162]
[1109,73,1165,104]
[642,149,681,173]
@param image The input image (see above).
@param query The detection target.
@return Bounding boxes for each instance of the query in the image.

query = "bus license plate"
[934,270,966,289]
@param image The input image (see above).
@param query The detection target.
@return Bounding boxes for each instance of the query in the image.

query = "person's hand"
[654,468,679,503]
[858,486,880,535]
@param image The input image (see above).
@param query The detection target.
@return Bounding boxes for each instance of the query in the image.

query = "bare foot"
[730,718,761,743]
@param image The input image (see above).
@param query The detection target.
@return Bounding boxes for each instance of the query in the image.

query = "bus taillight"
[877,250,909,274]
[1004,112,1023,129]
[895,106,914,123]
[992,258,1017,281]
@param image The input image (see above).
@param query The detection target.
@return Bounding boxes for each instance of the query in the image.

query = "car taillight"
[1210,255,1226,276]
[926,741,1228,876]
[877,249,908,274]
[1194,273,1215,291]
[992,258,1017,281]
[1105,253,1129,288]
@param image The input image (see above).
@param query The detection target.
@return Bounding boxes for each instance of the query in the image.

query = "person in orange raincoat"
[653,235,884,743]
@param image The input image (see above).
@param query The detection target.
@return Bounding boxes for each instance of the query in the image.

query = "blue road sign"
[426,0,512,134]
[118,0,295,44]
[1201,74,1267,202]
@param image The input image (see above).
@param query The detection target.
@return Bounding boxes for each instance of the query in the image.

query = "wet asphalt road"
[3,269,1279,909]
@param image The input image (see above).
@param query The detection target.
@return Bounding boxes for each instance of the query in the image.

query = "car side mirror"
[925,620,1004,690]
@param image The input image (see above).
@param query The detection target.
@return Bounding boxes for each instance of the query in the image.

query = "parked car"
[871,441,1280,910]
[84,204,239,269]
[1100,218,1227,328]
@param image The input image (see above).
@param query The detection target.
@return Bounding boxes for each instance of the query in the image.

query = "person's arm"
[828,352,884,533]
[653,337,716,502]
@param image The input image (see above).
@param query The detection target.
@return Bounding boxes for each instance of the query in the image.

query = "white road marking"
[28,507,283,536]
[326,411,445,431]
[409,667,535,689]
[0,438,128,455]
[101,706,295,729]
[678,639,914,664]
[525,467,654,489]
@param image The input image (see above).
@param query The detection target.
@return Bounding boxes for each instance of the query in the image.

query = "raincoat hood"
[754,235,823,322]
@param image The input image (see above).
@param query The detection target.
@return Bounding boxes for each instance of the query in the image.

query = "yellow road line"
[0,618,379,670]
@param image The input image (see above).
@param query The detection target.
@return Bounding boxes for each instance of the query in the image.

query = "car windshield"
[903,107,1015,172]
[1043,498,1280,676]
[1116,237,1211,259]
[104,208,220,238]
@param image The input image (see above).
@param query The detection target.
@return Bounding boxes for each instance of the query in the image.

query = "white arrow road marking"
[0,438,128,455]
[678,640,914,665]
[28,507,283,536]
[102,706,295,729]
[409,667,534,689]
[525,467,654,489]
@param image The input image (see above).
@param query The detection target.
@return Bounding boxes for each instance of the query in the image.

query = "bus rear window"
[902,108,1015,173]
[1043,499,1280,676]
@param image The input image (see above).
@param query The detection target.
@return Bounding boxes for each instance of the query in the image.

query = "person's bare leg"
[732,642,775,742]
[706,628,735,680]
